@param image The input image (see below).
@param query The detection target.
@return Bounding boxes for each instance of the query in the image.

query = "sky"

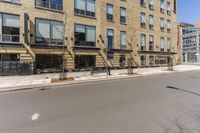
[178,0,200,24]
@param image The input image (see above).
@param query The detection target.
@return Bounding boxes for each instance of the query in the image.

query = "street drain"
[40,87,50,91]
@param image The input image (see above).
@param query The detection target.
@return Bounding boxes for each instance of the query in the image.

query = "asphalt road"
[1,71,200,133]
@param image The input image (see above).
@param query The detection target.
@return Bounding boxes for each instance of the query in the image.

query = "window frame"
[0,12,20,43]
[35,18,64,46]
[74,23,96,47]
[106,4,114,21]
[74,0,96,18]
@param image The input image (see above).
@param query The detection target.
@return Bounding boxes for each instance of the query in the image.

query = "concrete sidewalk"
[0,64,200,92]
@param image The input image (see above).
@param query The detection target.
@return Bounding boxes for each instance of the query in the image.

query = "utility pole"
[168,41,173,71]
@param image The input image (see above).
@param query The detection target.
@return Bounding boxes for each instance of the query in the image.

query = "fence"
[0,62,34,76]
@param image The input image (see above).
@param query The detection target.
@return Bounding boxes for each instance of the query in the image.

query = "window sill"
[107,20,115,23]
[0,1,21,5]
[35,6,64,13]
[149,7,154,11]
[141,26,146,29]
[120,22,127,25]
[141,5,146,8]
[74,13,96,20]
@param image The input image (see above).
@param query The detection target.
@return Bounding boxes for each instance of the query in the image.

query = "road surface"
[1,71,200,133]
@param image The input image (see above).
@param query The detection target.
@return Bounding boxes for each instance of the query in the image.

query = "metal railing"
[35,37,63,46]
[0,62,34,76]
[75,41,96,47]
[35,0,63,11]
[0,34,20,43]
[149,45,154,51]
[140,46,146,51]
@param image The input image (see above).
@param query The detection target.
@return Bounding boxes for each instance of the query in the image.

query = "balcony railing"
[149,4,154,10]
[75,40,96,47]
[160,8,165,13]
[167,10,171,15]
[160,27,165,32]
[141,23,146,28]
[1,0,20,4]
[74,9,96,18]
[120,16,126,24]
[35,0,63,11]
[140,46,146,51]
[149,45,154,51]
[0,34,20,43]
[35,37,63,46]
[107,14,114,21]
[149,24,154,29]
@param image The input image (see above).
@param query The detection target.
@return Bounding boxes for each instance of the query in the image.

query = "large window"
[149,15,154,29]
[120,31,126,49]
[167,1,171,15]
[0,54,19,62]
[120,7,126,24]
[160,0,165,13]
[140,0,146,7]
[140,34,146,51]
[140,13,146,28]
[149,35,154,51]
[0,13,20,43]
[167,38,171,51]
[160,37,164,51]
[160,18,164,31]
[35,0,63,11]
[75,55,96,69]
[107,4,113,21]
[0,14,2,42]
[75,24,96,47]
[149,0,154,9]
[174,0,177,14]
[107,29,114,49]
[74,0,96,17]
[35,19,63,45]
[167,20,171,32]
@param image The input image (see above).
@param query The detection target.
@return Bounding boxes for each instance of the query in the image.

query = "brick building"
[0,0,178,73]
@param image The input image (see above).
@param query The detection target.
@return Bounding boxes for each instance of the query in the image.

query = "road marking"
[31,113,40,121]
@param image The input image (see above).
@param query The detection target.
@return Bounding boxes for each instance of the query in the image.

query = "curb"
[0,69,199,93]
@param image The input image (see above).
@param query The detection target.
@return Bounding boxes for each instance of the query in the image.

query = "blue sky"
[178,0,200,24]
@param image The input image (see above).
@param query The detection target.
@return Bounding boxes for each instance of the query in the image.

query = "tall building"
[181,26,200,63]
[0,0,178,74]
[177,22,194,64]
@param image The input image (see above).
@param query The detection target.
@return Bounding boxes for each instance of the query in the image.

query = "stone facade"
[0,0,178,72]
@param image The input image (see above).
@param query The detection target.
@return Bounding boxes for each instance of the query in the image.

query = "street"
[1,71,200,133]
